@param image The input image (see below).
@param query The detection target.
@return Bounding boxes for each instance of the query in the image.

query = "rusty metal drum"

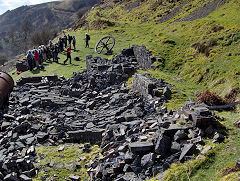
[0,72,14,108]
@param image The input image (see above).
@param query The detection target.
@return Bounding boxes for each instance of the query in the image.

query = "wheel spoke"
[97,44,105,48]
[99,46,105,54]
[105,43,113,46]
[95,35,115,54]
[105,37,111,44]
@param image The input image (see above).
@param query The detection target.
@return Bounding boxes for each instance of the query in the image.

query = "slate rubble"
[0,45,224,180]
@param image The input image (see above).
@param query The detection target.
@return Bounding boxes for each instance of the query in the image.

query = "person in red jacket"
[64,46,71,64]
[34,49,39,68]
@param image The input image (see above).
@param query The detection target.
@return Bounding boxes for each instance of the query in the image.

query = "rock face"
[0,46,224,180]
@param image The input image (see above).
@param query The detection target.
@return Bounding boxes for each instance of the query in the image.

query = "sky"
[0,0,58,15]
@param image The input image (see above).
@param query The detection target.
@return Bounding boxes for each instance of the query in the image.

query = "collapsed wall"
[0,46,224,180]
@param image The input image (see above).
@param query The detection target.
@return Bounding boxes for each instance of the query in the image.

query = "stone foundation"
[16,75,58,86]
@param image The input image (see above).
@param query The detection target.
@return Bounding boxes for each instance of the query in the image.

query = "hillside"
[0,0,99,58]
[5,0,240,180]
[75,0,239,98]
[14,0,239,100]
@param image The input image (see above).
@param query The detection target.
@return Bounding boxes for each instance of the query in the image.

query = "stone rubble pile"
[0,46,224,180]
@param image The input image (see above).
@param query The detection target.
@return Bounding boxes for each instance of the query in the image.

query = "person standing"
[63,35,67,48]
[49,40,53,48]
[34,49,40,68]
[64,46,71,64]
[55,44,59,63]
[68,34,73,48]
[58,38,63,52]
[38,46,43,65]
[26,50,33,71]
[52,44,57,63]
[85,33,90,48]
[46,46,52,62]
[72,36,76,51]
[42,45,47,62]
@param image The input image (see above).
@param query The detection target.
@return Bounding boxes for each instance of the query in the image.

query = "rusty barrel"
[0,72,14,108]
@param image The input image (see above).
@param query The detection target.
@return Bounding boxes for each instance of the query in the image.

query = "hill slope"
[11,0,240,100]
[74,0,240,98]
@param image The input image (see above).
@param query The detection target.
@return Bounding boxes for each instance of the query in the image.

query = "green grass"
[34,144,101,181]
[10,26,141,82]
[190,111,240,181]
[135,70,205,109]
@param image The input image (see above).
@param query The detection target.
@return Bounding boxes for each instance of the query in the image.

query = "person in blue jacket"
[26,50,34,71]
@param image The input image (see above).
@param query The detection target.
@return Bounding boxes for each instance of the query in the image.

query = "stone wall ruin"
[0,46,225,180]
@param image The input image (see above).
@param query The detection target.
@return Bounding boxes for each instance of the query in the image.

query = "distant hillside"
[0,0,99,58]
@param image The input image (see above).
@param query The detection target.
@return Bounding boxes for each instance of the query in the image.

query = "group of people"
[25,33,91,70]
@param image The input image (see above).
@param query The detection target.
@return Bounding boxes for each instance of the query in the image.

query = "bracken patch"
[196,90,230,106]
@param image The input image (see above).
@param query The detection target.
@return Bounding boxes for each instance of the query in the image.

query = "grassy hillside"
[9,0,240,180]
[83,0,240,98]
[12,0,240,98]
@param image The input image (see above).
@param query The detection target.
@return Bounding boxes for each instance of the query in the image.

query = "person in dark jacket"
[52,44,59,63]
[63,35,67,48]
[58,38,63,52]
[72,36,76,51]
[85,33,90,48]
[68,34,73,48]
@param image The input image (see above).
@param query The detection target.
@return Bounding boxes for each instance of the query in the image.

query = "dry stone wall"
[132,45,154,69]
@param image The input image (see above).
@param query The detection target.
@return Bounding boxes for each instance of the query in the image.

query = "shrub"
[196,90,233,106]
[192,39,217,57]
[31,28,57,46]
[91,18,115,29]
[0,54,8,66]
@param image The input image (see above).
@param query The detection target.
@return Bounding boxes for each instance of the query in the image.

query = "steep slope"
[74,0,240,98]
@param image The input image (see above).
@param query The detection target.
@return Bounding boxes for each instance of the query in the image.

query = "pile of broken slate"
[0,45,225,181]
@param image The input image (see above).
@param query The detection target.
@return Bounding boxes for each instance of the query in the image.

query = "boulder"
[155,135,171,158]
[163,87,171,99]
[68,129,103,144]
[69,174,80,181]
[179,144,197,162]
[19,174,32,181]
[36,132,49,143]
[129,142,154,153]
[141,153,156,168]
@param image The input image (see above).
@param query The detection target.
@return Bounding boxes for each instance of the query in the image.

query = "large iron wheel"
[95,35,115,54]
